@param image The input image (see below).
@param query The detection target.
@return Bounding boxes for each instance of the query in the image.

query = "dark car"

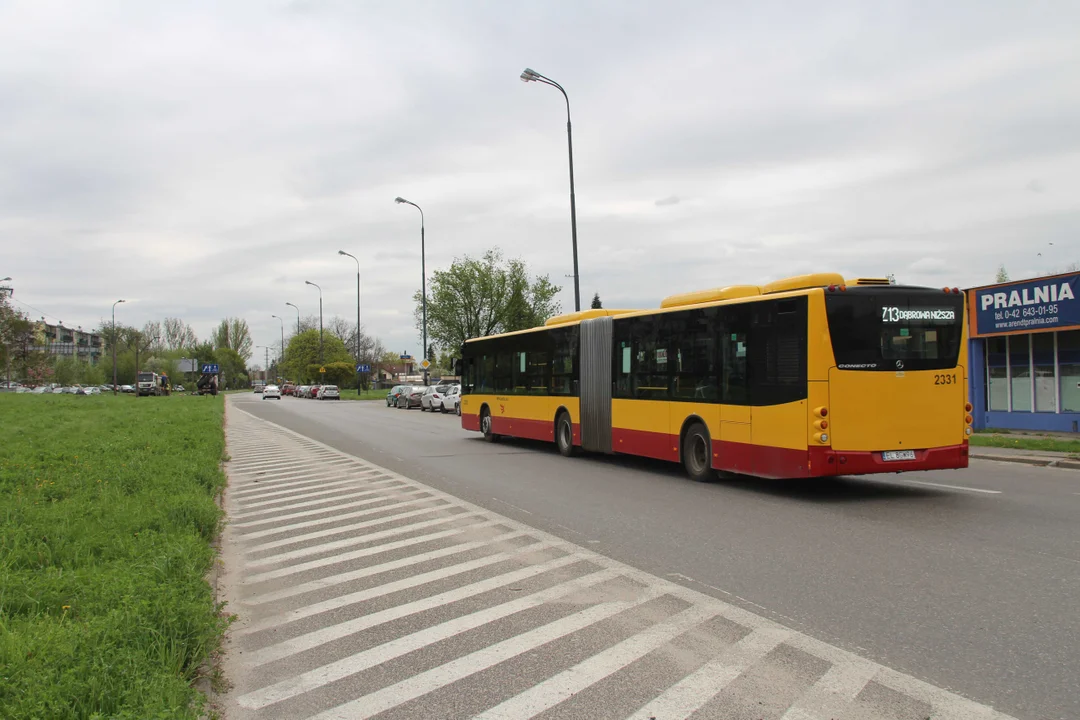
[396,385,424,409]
[386,385,407,406]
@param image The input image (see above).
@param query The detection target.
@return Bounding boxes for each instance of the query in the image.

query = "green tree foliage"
[413,248,561,353]
[283,329,352,383]
[1,296,49,381]
[591,293,603,309]
[162,317,198,351]
[212,317,253,361]
[996,264,1010,283]
[313,361,355,387]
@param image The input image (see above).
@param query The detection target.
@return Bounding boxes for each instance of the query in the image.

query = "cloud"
[1,0,1079,356]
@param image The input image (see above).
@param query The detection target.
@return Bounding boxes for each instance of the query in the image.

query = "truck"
[137,371,164,396]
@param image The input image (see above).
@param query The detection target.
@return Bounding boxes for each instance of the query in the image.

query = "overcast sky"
[2,0,1079,363]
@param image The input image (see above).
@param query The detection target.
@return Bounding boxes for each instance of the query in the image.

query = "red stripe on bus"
[714,441,810,478]
[491,416,552,443]
[461,412,480,432]
[611,427,679,463]
[808,444,968,476]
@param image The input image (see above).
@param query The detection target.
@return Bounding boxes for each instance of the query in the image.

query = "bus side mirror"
[453,358,462,376]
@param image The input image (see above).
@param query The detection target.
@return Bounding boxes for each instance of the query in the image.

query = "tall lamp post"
[111,299,125,395]
[271,314,285,369]
[395,196,428,385]
[256,345,271,383]
[520,67,581,312]
[305,281,323,365]
[338,250,362,395]
[285,302,300,336]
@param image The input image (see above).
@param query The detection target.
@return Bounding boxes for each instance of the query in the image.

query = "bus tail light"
[815,432,829,444]
[814,406,828,418]
[965,427,973,436]
[965,402,973,412]
[814,419,828,431]
[965,414,973,424]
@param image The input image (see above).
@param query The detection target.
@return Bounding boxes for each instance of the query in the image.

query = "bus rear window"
[825,290,964,371]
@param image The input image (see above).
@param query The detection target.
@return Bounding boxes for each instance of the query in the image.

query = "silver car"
[319,385,341,400]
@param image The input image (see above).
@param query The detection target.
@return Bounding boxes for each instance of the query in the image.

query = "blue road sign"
[202,363,220,374]
[399,354,412,360]
[356,364,371,373]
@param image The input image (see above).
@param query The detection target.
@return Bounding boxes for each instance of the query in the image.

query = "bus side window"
[632,315,670,400]
[613,319,632,398]
[721,305,750,404]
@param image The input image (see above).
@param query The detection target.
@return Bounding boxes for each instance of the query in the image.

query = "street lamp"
[338,250,362,395]
[305,281,323,365]
[520,67,581,312]
[271,314,285,366]
[111,299,125,395]
[395,196,428,385]
[285,302,300,336]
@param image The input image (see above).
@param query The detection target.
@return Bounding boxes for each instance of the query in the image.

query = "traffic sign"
[356,363,371,373]
[319,366,326,374]
[419,359,431,370]
[399,354,412,360]
[201,363,220,374]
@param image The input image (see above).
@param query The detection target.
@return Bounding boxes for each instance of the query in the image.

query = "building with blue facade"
[966,271,1080,433]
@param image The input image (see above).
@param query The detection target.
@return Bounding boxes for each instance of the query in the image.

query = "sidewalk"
[969,444,1080,470]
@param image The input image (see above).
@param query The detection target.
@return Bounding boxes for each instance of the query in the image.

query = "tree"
[996,265,1010,283]
[327,316,355,350]
[413,248,561,354]
[163,317,198,350]
[591,293,603,309]
[212,317,253,361]
[282,329,353,383]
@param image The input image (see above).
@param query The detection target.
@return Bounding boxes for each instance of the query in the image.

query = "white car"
[262,384,282,399]
[438,384,461,414]
[318,385,340,400]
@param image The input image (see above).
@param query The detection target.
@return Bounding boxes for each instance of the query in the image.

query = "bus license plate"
[882,450,916,461]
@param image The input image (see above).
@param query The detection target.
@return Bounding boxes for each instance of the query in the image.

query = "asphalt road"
[227,393,1079,720]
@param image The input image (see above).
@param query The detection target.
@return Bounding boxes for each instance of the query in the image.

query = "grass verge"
[0,394,227,719]
[338,388,388,401]
[969,432,1080,454]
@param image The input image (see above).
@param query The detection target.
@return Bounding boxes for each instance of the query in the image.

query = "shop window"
[986,337,1008,411]
[1060,330,1080,413]
[1033,332,1056,412]
[1009,335,1031,412]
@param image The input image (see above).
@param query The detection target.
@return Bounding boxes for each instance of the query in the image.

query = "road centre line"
[245,530,534,606]
[244,549,582,664]
[240,496,440,541]
[900,480,1003,495]
[242,520,507,584]
[306,585,664,720]
[244,503,459,553]
[238,567,631,709]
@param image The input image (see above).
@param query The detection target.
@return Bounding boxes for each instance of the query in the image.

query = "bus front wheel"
[480,408,500,443]
[682,423,716,482]
[556,412,577,457]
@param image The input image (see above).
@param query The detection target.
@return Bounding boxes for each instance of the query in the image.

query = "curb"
[970,453,1080,470]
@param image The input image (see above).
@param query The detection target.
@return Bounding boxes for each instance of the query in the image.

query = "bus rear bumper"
[809,443,969,477]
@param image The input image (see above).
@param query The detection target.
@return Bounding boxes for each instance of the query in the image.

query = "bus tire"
[556,412,577,457]
[682,422,715,482]
[480,408,500,443]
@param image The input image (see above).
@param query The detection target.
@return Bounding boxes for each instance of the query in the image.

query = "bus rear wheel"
[480,408,500,443]
[682,423,715,482]
[556,412,577,457]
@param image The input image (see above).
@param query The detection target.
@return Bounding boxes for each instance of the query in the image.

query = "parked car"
[31,386,48,394]
[438,384,461,414]
[262,384,282,399]
[81,386,102,396]
[121,385,135,393]
[174,384,185,392]
[282,384,294,396]
[319,385,340,400]
[386,385,406,407]
[396,385,424,409]
[253,384,264,393]
[310,385,321,399]
[421,385,450,412]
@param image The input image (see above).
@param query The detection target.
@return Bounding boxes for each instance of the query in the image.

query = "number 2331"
[934,373,957,385]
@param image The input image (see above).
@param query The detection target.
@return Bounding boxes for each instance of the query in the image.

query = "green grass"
[969,433,1080,454]
[338,388,389,401]
[0,394,228,719]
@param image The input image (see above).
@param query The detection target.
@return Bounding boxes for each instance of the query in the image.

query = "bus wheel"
[556,412,577,457]
[682,423,715,482]
[480,408,500,443]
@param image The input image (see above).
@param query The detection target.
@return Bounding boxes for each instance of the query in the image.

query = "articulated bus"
[459,272,971,480]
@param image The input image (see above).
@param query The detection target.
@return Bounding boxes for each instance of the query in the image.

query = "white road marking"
[232,485,402,519]
[244,505,463,553]
[473,604,721,719]
[231,488,427,530]
[237,567,628,709]
[900,480,1003,495]
[306,587,663,720]
[239,496,440,541]
[779,657,880,719]
[630,626,792,719]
